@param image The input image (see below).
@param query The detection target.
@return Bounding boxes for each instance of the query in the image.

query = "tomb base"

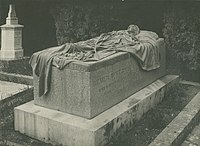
[14,75,179,146]
[0,49,23,59]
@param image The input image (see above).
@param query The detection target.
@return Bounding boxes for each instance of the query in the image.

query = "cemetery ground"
[0,78,200,146]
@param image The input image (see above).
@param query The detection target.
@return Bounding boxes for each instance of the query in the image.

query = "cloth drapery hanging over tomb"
[30,25,160,97]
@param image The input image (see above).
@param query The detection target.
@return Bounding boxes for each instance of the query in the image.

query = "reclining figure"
[30,24,160,97]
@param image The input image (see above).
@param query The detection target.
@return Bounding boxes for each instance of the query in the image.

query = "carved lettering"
[95,66,130,96]
[14,37,21,48]
[14,30,22,48]
[15,31,21,37]
[93,67,128,86]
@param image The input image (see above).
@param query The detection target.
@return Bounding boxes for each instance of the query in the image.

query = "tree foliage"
[163,5,200,71]
[50,3,120,45]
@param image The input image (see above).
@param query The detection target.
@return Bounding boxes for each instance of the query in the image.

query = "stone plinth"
[0,24,24,59]
[34,38,166,119]
[0,4,24,59]
[15,75,179,146]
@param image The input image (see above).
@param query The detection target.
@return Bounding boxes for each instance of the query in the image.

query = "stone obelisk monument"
[0,4,24,59]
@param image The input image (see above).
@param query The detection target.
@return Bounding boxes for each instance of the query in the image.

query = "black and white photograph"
[0,0,200,145]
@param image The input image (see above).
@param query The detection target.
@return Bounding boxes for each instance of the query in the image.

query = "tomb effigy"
[31,25,164,119]
[14,25,179,146]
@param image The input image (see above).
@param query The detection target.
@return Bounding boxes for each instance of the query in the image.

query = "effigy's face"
[127,25,140,36]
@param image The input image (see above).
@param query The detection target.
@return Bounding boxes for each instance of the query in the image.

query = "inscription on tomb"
[92,66,132,96]
[14,30,21,37]
[14,30,22,48]
[93,67,127,86]
[14,37,21,48]
[92,62,144,97]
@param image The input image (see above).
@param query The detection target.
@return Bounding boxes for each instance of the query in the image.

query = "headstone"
[0,4,24,59]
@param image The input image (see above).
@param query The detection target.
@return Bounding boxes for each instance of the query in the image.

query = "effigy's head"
[127,24,140,36]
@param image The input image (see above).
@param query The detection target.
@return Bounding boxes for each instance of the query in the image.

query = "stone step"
[0,71,33,85]
[0,81,29,100]
[14,75,179,146]
[0,80,33,115]
[149,87,200,146]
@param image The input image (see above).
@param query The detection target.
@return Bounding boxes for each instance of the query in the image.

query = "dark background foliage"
[49,1,165,45]
[163,2,200,81]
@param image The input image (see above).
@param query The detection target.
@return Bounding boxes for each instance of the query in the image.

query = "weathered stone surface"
[150,91,200,146]
[34,38,166,119]
[0,72,33,85]
[0,81,33,115]
[0,86,33,117]
[181,140,198,146]
[15,75,178,146]
[0,4,24,59]
[181,112,200,146]
[0,81,29,101]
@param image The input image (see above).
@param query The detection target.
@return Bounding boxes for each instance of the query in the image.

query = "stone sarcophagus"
[15,28,181,146]
[33,38,166,119]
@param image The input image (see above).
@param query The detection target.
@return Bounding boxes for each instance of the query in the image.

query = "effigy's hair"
[127,24,140,36]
